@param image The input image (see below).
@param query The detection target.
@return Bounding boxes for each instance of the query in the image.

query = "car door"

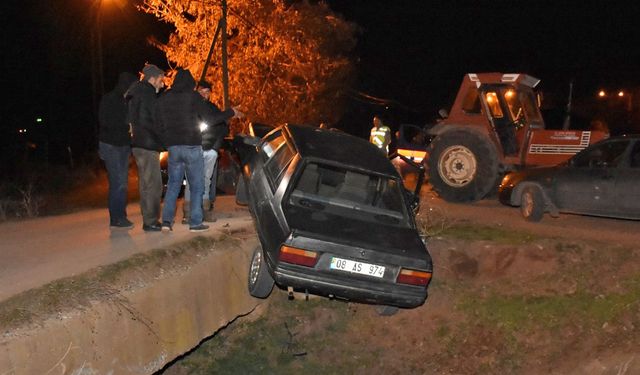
[615,140,640,218]
[554,139,628,215]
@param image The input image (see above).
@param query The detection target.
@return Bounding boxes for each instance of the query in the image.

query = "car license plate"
[330,257,385,278]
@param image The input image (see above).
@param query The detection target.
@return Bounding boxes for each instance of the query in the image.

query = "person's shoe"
[110,218,134,229]
[189,224,209,233]
[143,222,162,232]
[161,222,173,232]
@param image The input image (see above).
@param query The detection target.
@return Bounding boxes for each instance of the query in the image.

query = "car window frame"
[264,141,296,192]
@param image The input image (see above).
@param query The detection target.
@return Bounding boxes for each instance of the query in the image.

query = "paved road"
[0,196,253,302]
[422,188,640,248]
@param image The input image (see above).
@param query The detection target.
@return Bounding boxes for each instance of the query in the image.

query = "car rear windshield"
[286,162,411,227]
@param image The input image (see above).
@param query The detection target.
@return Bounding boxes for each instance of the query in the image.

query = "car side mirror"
[438,108,449,119]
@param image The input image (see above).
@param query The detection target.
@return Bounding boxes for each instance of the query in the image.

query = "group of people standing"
[98,64,240,233]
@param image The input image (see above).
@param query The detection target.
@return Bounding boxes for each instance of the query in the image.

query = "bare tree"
[142,0,359,128]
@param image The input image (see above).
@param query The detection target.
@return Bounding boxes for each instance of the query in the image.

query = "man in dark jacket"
[182,80,236,224]
[156,69,234,232]
[99,72,137,229]
[125,63,165,232]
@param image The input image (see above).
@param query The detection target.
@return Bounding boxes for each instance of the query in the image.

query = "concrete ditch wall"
[0,237,261,374]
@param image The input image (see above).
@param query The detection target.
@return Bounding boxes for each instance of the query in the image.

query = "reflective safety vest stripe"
[370,126,391,148]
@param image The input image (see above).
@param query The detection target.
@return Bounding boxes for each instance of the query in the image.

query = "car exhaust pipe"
[287,286,294,300]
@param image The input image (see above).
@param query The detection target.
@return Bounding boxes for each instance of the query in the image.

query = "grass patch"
[0,235,237,332]
[458,276,640,333]
[439,223,538,245]
[165,295,376,374]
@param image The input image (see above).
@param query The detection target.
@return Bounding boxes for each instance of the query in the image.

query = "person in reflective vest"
[369,115,391,154]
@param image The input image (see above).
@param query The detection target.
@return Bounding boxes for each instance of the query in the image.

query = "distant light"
[18,129,27,134]
[598,90,606,98]
[36,117,43,123]
[505,89,515,99]
[618,91,625,97]
[199,122,208,132]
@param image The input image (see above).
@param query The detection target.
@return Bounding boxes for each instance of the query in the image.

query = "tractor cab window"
[504,89,524,122]
[519,90,544,126]
[485,92,503,118]
[462,88,481,114]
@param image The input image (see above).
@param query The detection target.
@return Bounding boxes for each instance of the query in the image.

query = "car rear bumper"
[273,264,428,308]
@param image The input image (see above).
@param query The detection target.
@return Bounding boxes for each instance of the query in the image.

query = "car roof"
[283,124,398,176]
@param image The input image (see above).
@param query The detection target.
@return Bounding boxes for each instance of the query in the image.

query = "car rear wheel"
[248,245,274,298]
[520,185,545,222]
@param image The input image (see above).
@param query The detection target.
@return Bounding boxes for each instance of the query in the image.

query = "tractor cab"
[443,73,544,160]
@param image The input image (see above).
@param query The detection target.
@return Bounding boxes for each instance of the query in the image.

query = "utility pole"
[562,81,573,130]
[221,0,230,110]
[195,0,230,110]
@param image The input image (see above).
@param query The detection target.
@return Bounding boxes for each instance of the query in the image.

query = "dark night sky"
[3,0,640,162]
[329,0,640,135]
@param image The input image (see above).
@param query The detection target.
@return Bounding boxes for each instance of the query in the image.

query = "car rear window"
[572,140,629,168]
[286,162,410,227]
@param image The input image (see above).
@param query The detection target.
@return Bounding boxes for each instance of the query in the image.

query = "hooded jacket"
[126,79,163,151]
[200,100,233,151]
[98,72,137,146]
[156,69,233,147]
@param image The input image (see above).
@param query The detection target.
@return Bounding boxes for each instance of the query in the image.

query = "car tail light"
[397,268,432,286]
[279,246,318,267]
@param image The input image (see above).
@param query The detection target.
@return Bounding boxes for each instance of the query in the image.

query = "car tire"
[248,245,274,298]
[427,130,499,203]
[520,185,545,222]
[375,305,399,316]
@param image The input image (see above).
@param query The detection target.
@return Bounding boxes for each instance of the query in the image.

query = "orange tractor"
[397,73,608,202]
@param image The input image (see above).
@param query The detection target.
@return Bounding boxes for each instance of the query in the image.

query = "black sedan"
[235,124,433,314]
[499,134,640,221]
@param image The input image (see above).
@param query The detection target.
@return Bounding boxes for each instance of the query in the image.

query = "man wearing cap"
[181,80,237,224]
[125,63,165,232]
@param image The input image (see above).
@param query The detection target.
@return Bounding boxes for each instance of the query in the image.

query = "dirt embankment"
[163,207,640,374]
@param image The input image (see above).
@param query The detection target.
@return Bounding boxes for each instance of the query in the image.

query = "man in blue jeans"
[156,69,235,232]
[98,72,137,229]
[182,81,237,224]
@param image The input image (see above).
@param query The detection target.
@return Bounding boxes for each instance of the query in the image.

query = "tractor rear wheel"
[427,130,499,202]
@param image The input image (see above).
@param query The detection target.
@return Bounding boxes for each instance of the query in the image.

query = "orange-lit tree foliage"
[141,0,358,130]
